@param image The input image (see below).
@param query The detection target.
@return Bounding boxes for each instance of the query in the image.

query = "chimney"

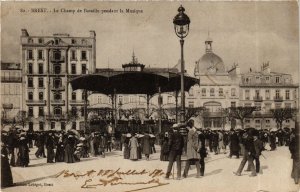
[21,29,29,37]
[262,61,271,73]
[90,30,96,38]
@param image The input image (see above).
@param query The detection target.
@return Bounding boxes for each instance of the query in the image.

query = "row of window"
[243,102,292,109]
[201,88,236,97]
[28,106,84,117]
[245,89,291,100]
[27,50,87,60]
[28,121,79,130]
[244,76,291,84]
[27,91,86,101]
[27,63,87,74]
[27,37,87,46]
[244,119,290,124]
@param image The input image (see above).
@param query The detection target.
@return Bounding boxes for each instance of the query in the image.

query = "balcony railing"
[202,112,223,117]
[2,103,13,109]
[1,77,22,82]
[253,96,263,102]
[50,85,65,91]
[50,56,65,63]
[26,100,46,106]
[46,114,66,120]
[69,100,87,105]
[51,100,65,105]
[274,96,283,102]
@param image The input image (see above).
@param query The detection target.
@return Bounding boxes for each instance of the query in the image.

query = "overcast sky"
[1,1,299,82]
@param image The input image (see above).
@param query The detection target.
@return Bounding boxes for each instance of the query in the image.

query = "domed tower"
[194,36,226,77]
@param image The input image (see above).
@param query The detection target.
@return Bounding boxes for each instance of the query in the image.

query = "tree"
[185,107,206,121]
[270,108,297,129]
[15,110,30,128]
[65,108,80,129]
[225,107,256,129]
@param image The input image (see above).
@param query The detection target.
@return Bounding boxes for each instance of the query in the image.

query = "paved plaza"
[3,145,299,192]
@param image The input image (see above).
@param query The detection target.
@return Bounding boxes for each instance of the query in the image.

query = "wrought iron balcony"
[50,85,65,91]
[50,56,65,63]
[51,100,65,105]
[46,114,66,120]
[2,103,13,109]
[274,96,283,102]
[202,111,223,117]
[26,100,46,106]
[1,77,22,82]
[253,96,263,102]
[69,100,88,105]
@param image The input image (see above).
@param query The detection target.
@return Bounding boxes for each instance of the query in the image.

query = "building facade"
[239,62,298,129]
[21,29,96,131]
[191,37,241,129]
[1,62,23,125]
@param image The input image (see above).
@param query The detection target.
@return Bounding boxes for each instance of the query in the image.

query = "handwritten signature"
[54,168,169,191]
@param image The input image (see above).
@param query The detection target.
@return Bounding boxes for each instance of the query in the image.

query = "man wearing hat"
[165,123,184,180]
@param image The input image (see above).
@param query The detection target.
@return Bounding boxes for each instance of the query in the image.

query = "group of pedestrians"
[122,132,156,161]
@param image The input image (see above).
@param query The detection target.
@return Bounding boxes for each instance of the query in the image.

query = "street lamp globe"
[173,5,191,39]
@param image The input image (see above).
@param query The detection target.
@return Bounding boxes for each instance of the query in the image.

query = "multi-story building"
[239,62,298,129]
[21,29,96,131]
[1,62,23,125]
[191,37,241,129]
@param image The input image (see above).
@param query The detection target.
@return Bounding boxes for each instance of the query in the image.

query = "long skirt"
[55,146,64,162]
[123,145,130,159]
[137,146,142,159]
[1,156,13,188]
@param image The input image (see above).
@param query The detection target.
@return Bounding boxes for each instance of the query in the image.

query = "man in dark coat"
[46,133,56,163]
[141,132,151,160]
[198,130,207,176]
[234,131,256,177]
[229,130,240,158]
[165,124,184,180]
[289,129,300,184]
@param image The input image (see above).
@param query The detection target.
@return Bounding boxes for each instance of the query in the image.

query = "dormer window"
[28,38,33,43]
[71,39,76,44]
[55,39,59,45]
[275,76,280,83]
[38,38,43,44]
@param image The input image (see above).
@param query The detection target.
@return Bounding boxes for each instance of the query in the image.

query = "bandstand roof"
[69,71,199,95]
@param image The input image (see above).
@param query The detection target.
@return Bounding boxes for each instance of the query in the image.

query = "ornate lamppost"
[173,5,191,124]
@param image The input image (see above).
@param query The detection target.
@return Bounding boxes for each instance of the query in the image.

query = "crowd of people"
[1,120,299,188]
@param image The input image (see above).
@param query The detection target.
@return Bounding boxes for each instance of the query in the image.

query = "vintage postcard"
[1,1,299,192]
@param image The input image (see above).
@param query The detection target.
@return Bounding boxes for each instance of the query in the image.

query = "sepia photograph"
[1,1,299,192]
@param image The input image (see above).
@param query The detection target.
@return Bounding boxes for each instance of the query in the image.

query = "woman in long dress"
[129,134,139,161]
[55,135,64,162]
[1,142,13,188]
[123,136,130,159]
[64,135,76,163]
[17,136,30,167]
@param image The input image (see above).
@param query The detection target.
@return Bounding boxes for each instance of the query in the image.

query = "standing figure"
[141,132,152,160]
[128,134,139,161]
[289,130,300,184]
[160,133,169,161]
[46,133,56,163]
[64,135,76,163]
[1,142,13,188]
[18,136,30,167]
[183,120,201,178]
[229,130,240,158]
[123,134,130,159]
[269,132,277,151]
[198,129,207,176]
[55,134,64,162]
[234,131,256,177]
[165,124,184,179]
